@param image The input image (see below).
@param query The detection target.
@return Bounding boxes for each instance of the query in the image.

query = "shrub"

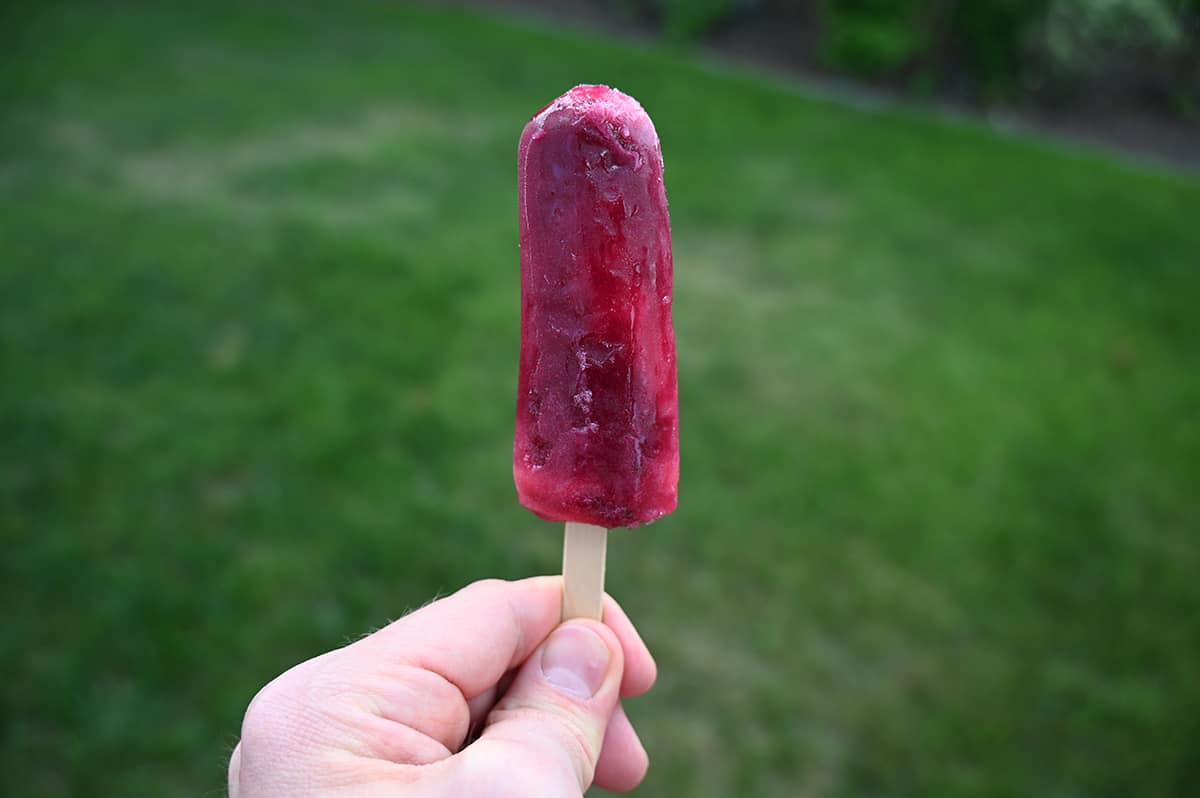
[820,0,930,77]
[614,0,737,41]
[610,0,1199,111]
[661,0,737,41]
[1029,0,1189,101]
[819,0,1052,97]
[948,0,1050,98]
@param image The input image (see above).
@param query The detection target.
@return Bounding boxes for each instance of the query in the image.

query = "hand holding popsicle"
[230,86,670,797]
[229,578,657,797]
[515,85,679,620]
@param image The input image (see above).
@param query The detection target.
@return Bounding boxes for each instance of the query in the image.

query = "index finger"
[352,577,562,700]
[349,577,656,701]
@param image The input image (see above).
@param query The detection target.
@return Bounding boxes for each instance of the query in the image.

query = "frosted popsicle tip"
[526,84,660,152]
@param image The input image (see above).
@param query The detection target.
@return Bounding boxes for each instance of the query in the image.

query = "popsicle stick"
[561,522,608,621]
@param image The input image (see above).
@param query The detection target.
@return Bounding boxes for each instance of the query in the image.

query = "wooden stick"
[561,522,608,621]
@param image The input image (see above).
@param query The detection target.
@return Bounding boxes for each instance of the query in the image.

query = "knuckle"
[238,676,291,749]
[459,578,509,601]
[238,662,321,754]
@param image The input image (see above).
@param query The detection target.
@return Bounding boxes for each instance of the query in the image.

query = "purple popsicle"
[514,84,679,529]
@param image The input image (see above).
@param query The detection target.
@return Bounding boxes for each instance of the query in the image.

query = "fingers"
[351,577,563,701]
[229,578,656,797]
[602,594,657,697]
[330,576,655,785]
[455,620,625,795]
[347,577,656,705]
[464,668,516,745]
[593,704,649,793]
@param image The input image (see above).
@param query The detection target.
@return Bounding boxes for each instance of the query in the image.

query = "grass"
[2,2,1199,796]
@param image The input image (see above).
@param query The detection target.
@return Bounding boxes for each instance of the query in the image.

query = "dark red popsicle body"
[514,85,678,528]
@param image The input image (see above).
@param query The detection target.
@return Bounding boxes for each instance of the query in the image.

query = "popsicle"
[514,85,678,619]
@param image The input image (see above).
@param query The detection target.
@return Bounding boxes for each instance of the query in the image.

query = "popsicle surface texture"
[514,85,678,528]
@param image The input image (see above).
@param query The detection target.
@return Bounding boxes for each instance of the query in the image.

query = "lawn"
[3,2,1199,796]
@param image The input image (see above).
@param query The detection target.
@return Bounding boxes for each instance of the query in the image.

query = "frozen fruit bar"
[514,85,678,528]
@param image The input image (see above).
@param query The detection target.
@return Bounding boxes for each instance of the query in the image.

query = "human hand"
[228,577,657,796]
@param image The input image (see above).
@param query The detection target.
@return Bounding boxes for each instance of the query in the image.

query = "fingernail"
[540,624,611,698]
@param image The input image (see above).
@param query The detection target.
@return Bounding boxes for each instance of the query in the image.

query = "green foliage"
[3,2,1200,797]
[661,0,735,41]
[949,0,1050,97]
[820,0,1053,95]
[618,0,735,41]
[625,0,1199,105]
[804,0,1194,104]
[1035,0,1184,80]
[821,0,929,76]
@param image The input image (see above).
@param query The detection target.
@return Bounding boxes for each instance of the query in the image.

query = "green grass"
[3,2,1199,796]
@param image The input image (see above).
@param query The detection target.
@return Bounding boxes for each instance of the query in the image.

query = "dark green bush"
[616,0,736,41]
[1029,0,1195,104]
[949,0,1048,97]
[820,0,929,77]
[661,0,735,41]
[614,0,1198,110]
[819,0,1050,96]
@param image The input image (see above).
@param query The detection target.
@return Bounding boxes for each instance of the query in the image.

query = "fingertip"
[575,619,627,690]
[603,595,657,697]
[593,703,650,792]
[629,643,658,696]
[539,620,624,700]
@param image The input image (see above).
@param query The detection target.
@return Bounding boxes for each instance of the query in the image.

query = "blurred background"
[2,1,1198,796]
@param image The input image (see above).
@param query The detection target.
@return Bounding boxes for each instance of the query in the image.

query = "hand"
[228,577,657,796]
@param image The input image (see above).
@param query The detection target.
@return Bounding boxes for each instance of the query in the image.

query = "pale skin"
[229,577,657,797]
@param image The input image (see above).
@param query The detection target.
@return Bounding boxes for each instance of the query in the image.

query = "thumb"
[456,620,624,796]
